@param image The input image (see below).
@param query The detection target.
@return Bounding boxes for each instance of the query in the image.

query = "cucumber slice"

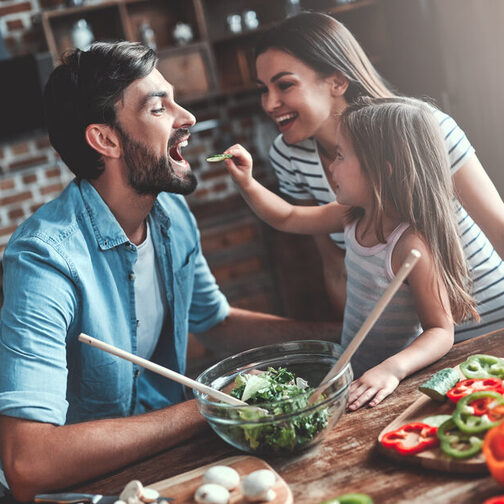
[418,368,460,402]
[206,154,233,162]
[422,414,453,427]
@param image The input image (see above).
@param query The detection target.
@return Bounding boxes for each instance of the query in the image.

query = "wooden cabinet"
[41,0,387,103]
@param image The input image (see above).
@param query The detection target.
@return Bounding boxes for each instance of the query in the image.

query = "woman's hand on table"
[347,363,400,410]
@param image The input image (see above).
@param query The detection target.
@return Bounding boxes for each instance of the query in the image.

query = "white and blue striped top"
[269,108,504,341]
[342,221,420,377]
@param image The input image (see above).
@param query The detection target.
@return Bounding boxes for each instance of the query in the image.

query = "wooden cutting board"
[149,455,293,503]
[377,366,487,473]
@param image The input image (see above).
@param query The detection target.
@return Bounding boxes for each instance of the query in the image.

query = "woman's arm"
[348,232,454,410]
[453,154,504,259]
[223,144,346,235]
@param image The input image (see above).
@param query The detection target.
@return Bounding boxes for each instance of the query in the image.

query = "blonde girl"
[223,97,478,410]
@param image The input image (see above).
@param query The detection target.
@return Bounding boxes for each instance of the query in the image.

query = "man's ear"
[328,71,349,97]
[85,124,121,159]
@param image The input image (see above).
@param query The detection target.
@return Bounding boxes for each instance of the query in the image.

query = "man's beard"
[116,125,197,196]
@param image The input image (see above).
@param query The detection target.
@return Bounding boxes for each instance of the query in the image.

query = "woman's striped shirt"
[268,109,504,341]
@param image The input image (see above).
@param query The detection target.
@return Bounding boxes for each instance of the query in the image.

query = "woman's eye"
[257,86,268,95]
[151,107,165,115]
[278,82,294,91]
[336,152,344,160]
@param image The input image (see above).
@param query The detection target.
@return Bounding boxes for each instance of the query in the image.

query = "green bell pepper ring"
[437,418,484,459]
[318,494,373,504]
[453,391,504,434]
[460,354,504,380]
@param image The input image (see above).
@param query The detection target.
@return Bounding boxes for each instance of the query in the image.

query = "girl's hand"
[347,363,400,410]
[223,144,254,190]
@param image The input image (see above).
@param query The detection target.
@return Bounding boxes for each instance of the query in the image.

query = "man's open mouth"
[169,139,188,166]
[275,112,298,127]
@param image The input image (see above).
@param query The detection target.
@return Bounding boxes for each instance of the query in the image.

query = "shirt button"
[128,272,136,281]
[103,240,109,247]
[134,369,140,378]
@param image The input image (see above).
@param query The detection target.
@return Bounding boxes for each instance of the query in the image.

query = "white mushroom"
[140,487,160,503]
[242,470,276,502]
[194,483,230,504]
[119,480,144,504]
[203,465,240,490]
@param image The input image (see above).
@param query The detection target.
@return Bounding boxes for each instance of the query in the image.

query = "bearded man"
[0,42,338,501]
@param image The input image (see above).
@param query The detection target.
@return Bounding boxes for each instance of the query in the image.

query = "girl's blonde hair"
[342,97,478,324]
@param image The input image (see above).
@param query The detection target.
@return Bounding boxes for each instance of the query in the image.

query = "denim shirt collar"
[78,179,172,250]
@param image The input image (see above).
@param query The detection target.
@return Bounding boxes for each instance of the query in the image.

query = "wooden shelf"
[208,21,276,45]
[41,0,387,102]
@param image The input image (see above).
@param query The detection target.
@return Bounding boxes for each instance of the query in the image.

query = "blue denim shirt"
[0,179,229,426]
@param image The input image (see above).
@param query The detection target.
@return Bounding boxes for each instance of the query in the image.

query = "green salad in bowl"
[229,367,330,452]
[194,340,352,455]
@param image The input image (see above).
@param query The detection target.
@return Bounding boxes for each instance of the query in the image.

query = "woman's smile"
[274,112,299,132]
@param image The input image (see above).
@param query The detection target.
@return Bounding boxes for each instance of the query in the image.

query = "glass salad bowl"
[194,340,352,455]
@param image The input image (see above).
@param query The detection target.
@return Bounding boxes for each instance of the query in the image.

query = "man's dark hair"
[43,41,158,179]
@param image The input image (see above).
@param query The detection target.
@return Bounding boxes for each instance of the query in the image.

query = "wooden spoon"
[78,333,247,406]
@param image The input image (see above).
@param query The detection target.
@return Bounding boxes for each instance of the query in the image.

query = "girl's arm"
[453,154,504,260]
[223,144,347,235]
[348,231,454,410]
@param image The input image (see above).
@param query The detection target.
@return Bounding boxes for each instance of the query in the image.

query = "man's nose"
[174,102,196,129]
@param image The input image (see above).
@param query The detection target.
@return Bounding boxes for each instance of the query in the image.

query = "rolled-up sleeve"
[0,235,77,425]
[187,239,229,334]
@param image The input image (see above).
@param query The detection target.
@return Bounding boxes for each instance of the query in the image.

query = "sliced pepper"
[460,354,504,380]
[484,497,504,504]
[483,422,504,486]
[381,422,439,455]
[447,377,504,403]
[437,418,484,459]
[453,391,504,433]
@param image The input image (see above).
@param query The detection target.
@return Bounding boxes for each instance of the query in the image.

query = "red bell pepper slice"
[472,396,499,416]
[447,378,504,403]
[463,395,504,421]
[381,422,439,455]
[483,497,504,504]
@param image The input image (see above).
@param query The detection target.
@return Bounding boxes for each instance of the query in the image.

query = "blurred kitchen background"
[0,0,503,374]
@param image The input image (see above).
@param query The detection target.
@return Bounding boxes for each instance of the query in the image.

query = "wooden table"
[71,329,504,504]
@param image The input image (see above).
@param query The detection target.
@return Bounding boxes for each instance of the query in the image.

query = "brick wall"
[0,135,74,251]
[0,0,47,56]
